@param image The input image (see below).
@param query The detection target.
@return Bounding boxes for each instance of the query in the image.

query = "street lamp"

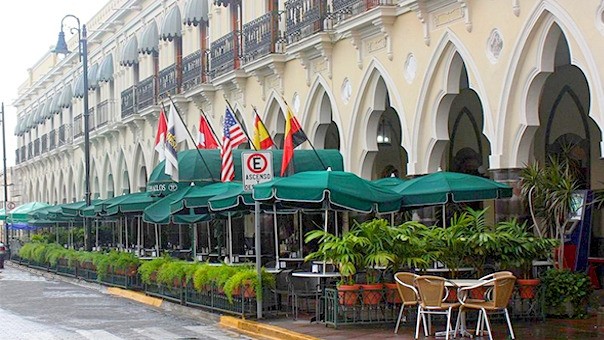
[53,15,92,251]
[1,102,8,245]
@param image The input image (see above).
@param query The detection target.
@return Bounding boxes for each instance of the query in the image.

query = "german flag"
[281,107,307,176]
[252,111,274,150]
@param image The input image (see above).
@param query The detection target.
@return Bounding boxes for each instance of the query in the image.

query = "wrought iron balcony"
[97,100,110,128]
[211,31,241,78]
[121,85,137,118]
[182,50,211,91]
[242,11,282,64]
[332,0,395,22]
[15,149,19,165]
[21,146,26,162]
[285,0,327,44]
[34,138,40,157]
[74,114,83,139]
[58,124,71,147]
[136,76,156,111]
[27,143,32,160]
[159,64,180,99]
[88,107,96,133]
[49,130,56,151]
[41,134,48,154]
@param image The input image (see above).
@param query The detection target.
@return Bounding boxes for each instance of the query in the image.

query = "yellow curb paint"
[219,316,320,340]
[107,287,163,307]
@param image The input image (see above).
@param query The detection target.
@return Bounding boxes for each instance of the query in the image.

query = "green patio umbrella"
[9,202,51,222]
[61,200,103,217]
[208,184,254,212]
[104,193,159,216]
[143,188,194,224]
[170,182,243,214]
[371,177,409,193]
[398,171,513,207]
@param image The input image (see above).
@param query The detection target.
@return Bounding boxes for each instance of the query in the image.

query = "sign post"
[242,151,273,191]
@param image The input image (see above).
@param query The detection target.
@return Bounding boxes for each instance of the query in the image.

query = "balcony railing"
[332,0,394,22]
[27,143,32,160]
[285,0,327,44]
[211,31,241,78]
[136,76,156,111]
[182,50,207,91]
[88,108,96,133]
[121,85,137,118]
[74,114,83,139]
[242,11,281,64]
[21,146,26,162]
[159,64,179,99]
[49,130,56,151]
[58,124,71,146]
[97,100,110,128]
[41,134,48,154]
[15,149,20,165]
[34,139,40,157]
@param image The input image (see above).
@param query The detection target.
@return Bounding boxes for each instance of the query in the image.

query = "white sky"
[0,1,104,167]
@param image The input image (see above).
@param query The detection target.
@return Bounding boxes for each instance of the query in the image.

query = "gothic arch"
[303,76,344,153]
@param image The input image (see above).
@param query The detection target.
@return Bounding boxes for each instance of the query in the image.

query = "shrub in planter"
[541,269,593,318]
[223,267,276,303]
[192,263,213,292]
[156,260,190,287]
[138,257,173,285]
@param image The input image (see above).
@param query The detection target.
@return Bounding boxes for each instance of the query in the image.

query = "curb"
[106,287,163,307]
[220,316,321,340]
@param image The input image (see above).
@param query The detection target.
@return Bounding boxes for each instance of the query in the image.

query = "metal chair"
[456,274,517,340]
[414,275,460,340]
[394,272,424,334]
[288,270,319,320]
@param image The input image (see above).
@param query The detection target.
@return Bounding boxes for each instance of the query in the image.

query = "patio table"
[434,279,488,338]
[291,272,341,322]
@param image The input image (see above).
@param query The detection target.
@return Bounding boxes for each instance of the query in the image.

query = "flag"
[281,106,308,176]
[164,104,188,182]
[252,111,274,150]
[221,108,247,182]
[197,114,219,149]
[154,110,168,161]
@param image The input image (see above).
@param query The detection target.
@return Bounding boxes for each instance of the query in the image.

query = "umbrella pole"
[206,221,211,255]
[299,212,303,257]
[193,223,197,261]
[154,223,160,257]
[55,223,59,244]
[335,211,338,237]
[95,219,99,250]
[178,224,183,249]
[228,213,233,263]
[273,204,279,269]
[442,204,446,228]
[391,213,395,226]
[323,208,328,274]
[254,200,263,318]
[125,215,129,250]
[138,216,142,255]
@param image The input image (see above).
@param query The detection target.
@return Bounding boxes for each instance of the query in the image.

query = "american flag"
[221,108,247,182]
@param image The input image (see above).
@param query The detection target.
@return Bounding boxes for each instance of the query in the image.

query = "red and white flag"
[154,110,168,161]
[221,108,247,182]
[197,114,219,149]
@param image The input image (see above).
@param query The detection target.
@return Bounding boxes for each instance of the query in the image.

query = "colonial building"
[12,0,604,243]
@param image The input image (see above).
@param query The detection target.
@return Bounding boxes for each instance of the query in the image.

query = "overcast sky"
[0,1,103,167]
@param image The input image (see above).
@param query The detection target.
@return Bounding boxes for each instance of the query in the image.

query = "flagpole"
[252,105,277,149]
[223,96,257,150]
[281,96,328,170]
[163,98,217,182]
[199,107,223,148]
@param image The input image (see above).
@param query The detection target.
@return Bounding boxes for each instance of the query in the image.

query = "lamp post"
[1,103,8,245]
[53,15,92,251]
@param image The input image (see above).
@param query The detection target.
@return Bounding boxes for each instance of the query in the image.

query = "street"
[0,265,250,339]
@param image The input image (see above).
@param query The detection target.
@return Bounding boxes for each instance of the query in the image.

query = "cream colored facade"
[12,0,604,234]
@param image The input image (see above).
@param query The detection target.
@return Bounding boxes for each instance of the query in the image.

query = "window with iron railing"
[41,134,48,154]
[97,100,109,128]
[331,0,394,22]
[182,50,206,91]
[210,31,241,78]
[242,11,282,64]
[136,76,156,111]
[58,124,71,146]
[121,86,137,118]
[15,149,20,164]
[158,64,178,99]
[285,0,327,44]
[27,143,32,160]
[88,107,96,132]
[74,114,83,139]
[49,130,56,151]
[34,138,40,157]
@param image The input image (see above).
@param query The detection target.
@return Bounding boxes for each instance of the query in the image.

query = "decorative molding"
[486,29,504,64]
[411,2,430,46]
[372,16,395,60]
[349,31,363,69]
[597,1,604,35]
[512,0,520,17]
[458,0,472,32]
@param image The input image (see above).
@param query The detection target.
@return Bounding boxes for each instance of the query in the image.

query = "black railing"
[21,146,26,162]
[182,50,210,91]
[34,138,40,157]
[49,130,56,151]
[159,64,179,99]
[211,31,240,78]
[285,0,327,44]
[88,108,96,133]
[121,85,137,118]
[243,11,281,64]
[27,143,32,160]
[58,124,69,146]
[97,100,109,128]
[74,114,83,139]
[136,76,156,111]
[332,0,394,21]
[41,134,48,154]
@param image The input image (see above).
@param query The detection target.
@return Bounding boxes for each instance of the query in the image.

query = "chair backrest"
[492,274,516,308]
[415,275,447,308]
[479,271,514,281]
[394,272,419,305]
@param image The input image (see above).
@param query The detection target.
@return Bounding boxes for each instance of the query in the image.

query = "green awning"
[253,170,402,213]
[208,183,254,212]
[147,149,343,196]
[9,202,51,222]
[61,200,103,217]
[398,171,513,207]
[371,177,409,193]
[170,182,243,214]
[104,192,159,216]
[143,189,192,224]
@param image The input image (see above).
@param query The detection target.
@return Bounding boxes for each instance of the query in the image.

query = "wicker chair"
[455,274,517,340]
[414,275,460,340]
[394,272,424,334]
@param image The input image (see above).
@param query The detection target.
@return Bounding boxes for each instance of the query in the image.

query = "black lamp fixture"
[377,115,392,145]
[52,15,92,251]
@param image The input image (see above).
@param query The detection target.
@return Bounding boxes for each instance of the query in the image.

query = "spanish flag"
[252,111,274,150]
[281,107,308,176]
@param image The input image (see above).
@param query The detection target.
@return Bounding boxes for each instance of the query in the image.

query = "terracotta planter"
[338,284,361,306]
[231,281,256,298]
[517,278,540,299]
[446,287,458,302]
[361,283,384,305]
[384,282,402,304]
[470,286,488,300]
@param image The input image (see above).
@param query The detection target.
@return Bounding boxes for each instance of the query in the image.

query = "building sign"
[242,151,273,191]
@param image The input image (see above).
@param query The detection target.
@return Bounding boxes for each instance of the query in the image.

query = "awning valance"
[139,22,159,54]
[34,102,47,124]
[48,92,62,116]
[14,116,23,136]
[26,110,37,130]
[97,54,114,82]
[73,74,85,98]
[58,86,73,108]
[87,63,99,90]
[214,0,239,7]
[184,0,209,26]
[120,36,139,66]
[160,5,182,41]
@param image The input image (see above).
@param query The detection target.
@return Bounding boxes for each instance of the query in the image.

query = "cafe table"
[291,271,341,322]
